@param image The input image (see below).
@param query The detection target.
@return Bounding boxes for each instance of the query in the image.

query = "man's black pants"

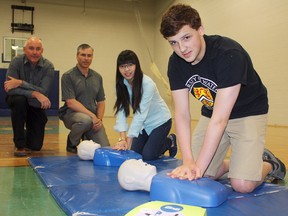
[6,95,48,150]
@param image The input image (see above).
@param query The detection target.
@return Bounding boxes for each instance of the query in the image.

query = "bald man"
[5,36,55,156]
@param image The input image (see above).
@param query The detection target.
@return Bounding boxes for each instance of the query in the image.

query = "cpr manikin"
[118,159,230,207]
[118,159,157,191]
[77,140,101,160]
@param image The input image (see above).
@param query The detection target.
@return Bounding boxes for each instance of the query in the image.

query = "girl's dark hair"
[160,4,202,38]
[114,50,143,117]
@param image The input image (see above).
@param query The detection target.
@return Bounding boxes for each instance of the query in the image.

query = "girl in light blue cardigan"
[113,50,177,160]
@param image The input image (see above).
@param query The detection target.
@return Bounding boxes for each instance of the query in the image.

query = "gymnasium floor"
[0,116,287,215]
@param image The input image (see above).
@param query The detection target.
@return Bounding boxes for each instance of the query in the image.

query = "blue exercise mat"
[28,156,288,216]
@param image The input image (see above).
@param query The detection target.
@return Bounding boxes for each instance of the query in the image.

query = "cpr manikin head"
[77,140,101,160]
[118,159,157,192]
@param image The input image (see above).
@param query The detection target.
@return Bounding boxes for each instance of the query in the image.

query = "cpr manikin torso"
[118,159,157,191]
[118,159,230,207]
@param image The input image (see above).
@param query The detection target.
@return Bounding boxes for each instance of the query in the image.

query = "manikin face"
[77,47,93,69]
[131,159,157,175]
[23,38,43,65]
[118,63,136,83]
[167,25,205,65]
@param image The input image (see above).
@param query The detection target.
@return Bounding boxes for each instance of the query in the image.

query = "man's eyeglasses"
[119,63,134,70]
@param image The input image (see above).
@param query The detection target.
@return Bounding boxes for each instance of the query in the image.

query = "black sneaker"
[81,134,86,141]
[66,135,77,153]
[168,134,177,158]
[14,147,29,157]
[263,148,286,181]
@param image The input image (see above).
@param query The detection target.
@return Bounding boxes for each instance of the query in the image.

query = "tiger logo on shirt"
[193,87,214,109]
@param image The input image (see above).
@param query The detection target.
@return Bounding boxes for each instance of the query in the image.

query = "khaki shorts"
[192,114,268,181]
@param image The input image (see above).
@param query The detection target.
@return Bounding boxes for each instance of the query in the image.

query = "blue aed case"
[93,147,142,167]
[150,170,231,207]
